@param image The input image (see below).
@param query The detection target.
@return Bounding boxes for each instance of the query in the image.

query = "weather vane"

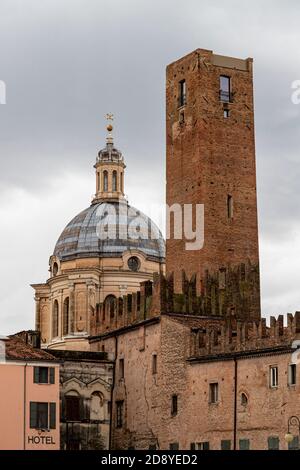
[105,113,114,143]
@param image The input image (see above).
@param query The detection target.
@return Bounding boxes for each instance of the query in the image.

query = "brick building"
[32,48,300,450]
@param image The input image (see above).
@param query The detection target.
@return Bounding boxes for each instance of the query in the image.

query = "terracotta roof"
[3,335,58,362]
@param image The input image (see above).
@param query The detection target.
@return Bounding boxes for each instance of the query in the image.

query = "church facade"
[32,48,300,450]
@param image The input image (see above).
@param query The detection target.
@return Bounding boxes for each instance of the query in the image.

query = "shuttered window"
[268,437,279,450]
[33,367,55,384]
[30,402,51,429]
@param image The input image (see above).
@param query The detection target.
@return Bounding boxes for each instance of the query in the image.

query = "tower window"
[178,79,186,107]
[209,383,219,404]
[171,395,178,416]
[224,109,230,119]
[270,366,278,388]
[220,76,231,102]
[103,170,108,192]
[112,170,117,192]
[227,195,233,219]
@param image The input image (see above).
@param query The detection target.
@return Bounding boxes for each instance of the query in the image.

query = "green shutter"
[268,437,279,450]
[221,440,231,450]
[33,367,39,384]
[203,442,210,450]
[30,402,37,428]
[190,443,196,450]
[239,439,250,450]
[49,368,55,384]
[49,403,56,429]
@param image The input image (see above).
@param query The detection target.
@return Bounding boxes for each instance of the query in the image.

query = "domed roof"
[96,142,124,164]
[54,201,165,262]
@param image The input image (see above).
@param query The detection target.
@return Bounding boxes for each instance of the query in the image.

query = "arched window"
[53,262,58,277]
[65,391,81,422]
[63,297,69,336]
[97,171,101,192]
[121,172,124,193]
[241,393,248,407]
[90,391,104,421]
[112,170,117,192]
[52,300,59,338]
[103,171,108,192]
[104,295,116,319]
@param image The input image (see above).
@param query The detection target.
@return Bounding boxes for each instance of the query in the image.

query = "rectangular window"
[119,358,124,380]
[30,402,56,430]
[239,439,250,450]
[178,80,186,107]
[34,367,55,384]
[224,109,230,119]
[169,443,179,450]
[197,442,210,450]
[268,436,279,450]
[288,436,299,450]
[65,396,80,421]
[220,75,231,102]
[171,395,178,416]
[107,401,111,416]
[227,195,233,219]
[270,366,278,388]
[209,383,219,404]
[221,440,231,450]
[288,364,297,386]
[152,354,157,375]
[116,401,124,428]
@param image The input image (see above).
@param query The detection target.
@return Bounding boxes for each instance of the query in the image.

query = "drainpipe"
[233,357,238,451]
[109,335,117,450]
[23,363,27,450]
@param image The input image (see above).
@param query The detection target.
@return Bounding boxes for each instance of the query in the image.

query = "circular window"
[128,256,140,272]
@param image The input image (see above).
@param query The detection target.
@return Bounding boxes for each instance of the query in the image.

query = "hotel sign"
[28,435,56,445]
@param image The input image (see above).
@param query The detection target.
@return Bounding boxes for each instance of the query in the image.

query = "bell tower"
[92,114,126,203]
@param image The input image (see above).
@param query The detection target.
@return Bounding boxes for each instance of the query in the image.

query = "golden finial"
[106,113,114,138]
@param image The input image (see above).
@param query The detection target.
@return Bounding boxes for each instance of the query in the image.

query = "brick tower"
[166,49,260,311]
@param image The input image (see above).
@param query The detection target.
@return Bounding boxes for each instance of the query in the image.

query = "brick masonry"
[166,49,260,297]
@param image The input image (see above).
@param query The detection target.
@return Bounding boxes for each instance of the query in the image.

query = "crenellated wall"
[191,312,300,359]
[90,261,260,336]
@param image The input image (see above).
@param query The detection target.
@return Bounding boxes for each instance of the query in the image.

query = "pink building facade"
[0,334,60,450]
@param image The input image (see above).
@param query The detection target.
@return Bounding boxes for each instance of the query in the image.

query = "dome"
[96,142,124,164]
[54,201,165,262]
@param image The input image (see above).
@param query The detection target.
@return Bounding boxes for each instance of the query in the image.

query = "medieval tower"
[166,48,260,316]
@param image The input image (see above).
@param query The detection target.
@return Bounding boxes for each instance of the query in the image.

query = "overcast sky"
[0,0,300,334]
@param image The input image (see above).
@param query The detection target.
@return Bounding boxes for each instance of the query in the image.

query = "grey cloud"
[1,0,300,332]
